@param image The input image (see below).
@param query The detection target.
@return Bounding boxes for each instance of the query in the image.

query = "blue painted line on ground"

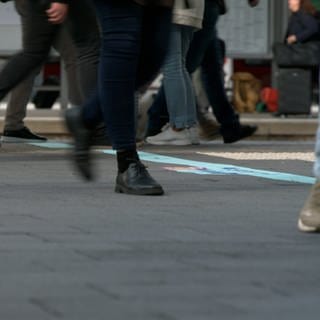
[30,142,72,149]
[29,141,316,184]
[102,150,315,184]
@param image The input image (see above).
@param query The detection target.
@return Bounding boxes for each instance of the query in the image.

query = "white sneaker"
[146,126,199,146]
[188,126,200,145]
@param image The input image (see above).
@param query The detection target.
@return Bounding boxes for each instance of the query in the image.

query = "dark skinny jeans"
[82,0,172,150]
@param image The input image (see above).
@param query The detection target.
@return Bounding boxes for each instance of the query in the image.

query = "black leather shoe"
[65,107,93,181]
[222,124,257,144]
[2,127,47,142]
[115,161,164,195]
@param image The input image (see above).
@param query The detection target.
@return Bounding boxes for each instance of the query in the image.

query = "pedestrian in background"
[2,24,82,142]
[146,0,259,144]
[0,0,70,102]
[186,0,258,143]
[146,0,204,146]
[0,0,101,143]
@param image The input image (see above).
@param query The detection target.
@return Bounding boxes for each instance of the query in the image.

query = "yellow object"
[231,72,261,113]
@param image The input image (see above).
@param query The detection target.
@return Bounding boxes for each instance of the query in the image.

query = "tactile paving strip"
[197,152,315,162]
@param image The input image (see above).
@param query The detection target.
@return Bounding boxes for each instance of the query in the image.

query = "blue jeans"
[162,24,196,128]
[147,0,239,134]
[82,0,172,150]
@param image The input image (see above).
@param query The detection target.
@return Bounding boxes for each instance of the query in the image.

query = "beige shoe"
[197,105,221,140]
[198,116,221,141]
[298,181,320,232]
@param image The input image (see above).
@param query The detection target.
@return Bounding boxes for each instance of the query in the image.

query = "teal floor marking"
[29,141,315,184]
[30,142,72,149]
[102,150,315,185]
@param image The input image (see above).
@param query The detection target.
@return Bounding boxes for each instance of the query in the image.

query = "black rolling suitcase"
[277,68,312,115]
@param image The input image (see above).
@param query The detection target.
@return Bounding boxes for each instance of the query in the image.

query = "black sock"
[117,149,140,173]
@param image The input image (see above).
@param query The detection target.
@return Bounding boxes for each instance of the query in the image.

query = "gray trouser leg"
[4,67,40,131]
[2,0,59,129]
[0,0,58,101]
[6,24,83,132]
[5,0,100,130]
[53,26,82,106]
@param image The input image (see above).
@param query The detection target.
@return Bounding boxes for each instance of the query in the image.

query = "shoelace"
[127,159,148,173]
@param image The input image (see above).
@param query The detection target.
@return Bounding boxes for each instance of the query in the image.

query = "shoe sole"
[199,133,221,141]
[223,127,258,144]
[115,185,164,196]
[298,219,320,233]
[1,136,47,143]
[146,139,200,146]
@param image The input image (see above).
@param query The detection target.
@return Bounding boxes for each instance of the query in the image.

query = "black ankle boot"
[65,107,93,181]
[221,124,257,144]
[115,160,164,195]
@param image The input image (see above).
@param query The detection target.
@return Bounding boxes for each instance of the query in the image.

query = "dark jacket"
[286,10,320,43]
[0,0,69,2]
[207,0,227,15]
[134,0,173,6]
[215,0,227,15]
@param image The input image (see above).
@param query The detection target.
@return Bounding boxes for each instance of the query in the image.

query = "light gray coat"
[172,0,205,29]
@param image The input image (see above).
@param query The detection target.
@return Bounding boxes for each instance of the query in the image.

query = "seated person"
[286,0,320,44]
[273,0,320,66]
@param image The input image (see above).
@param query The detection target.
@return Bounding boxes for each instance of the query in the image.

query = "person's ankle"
[117,149,140,173]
